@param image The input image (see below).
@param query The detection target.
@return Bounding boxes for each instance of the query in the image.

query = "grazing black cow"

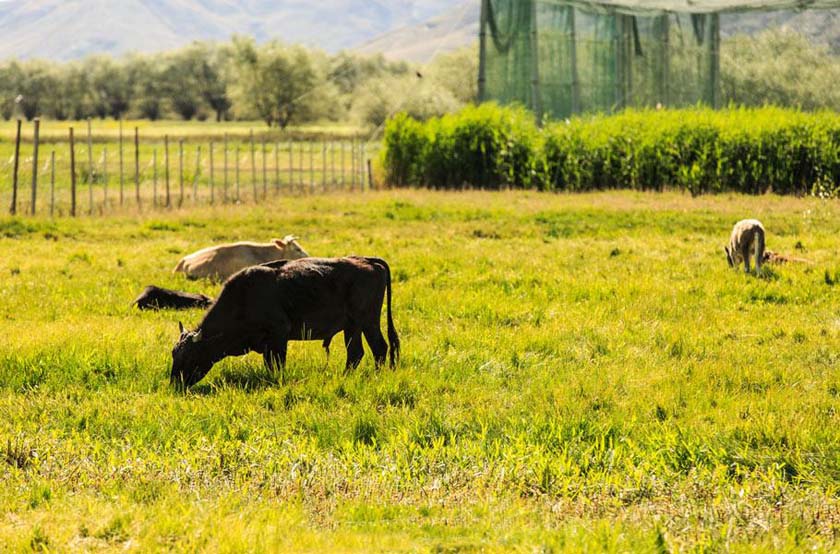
[170,256,400,389]
[133,285,213,311]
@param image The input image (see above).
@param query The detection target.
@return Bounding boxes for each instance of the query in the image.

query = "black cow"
[134,285,213,311]
[171,256,400,389]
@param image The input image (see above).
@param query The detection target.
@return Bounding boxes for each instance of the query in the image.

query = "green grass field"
[0,190,838,552]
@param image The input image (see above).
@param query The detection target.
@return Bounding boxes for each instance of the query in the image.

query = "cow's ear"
[273,238,287,248]
[178,321,185,334]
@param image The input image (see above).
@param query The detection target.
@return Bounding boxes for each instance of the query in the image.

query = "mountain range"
[0,0,460,61]
[0,1,837,63]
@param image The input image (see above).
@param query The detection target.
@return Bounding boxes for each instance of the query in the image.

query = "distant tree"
[86,57,133,119]
[234,38,321,128]
[126,55,165,120]
[0,62,24,120]
[352,74,461,129]
[328,52,408,96]
[12,60,58,120]
[425,46,478,104]
[162,43,232,121]
[161,50,202,120]
[721,29,840,110]
[44,63,92,120]
[199,43,234,122]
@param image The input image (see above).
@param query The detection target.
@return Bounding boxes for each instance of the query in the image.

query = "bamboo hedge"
[382,104,840,196]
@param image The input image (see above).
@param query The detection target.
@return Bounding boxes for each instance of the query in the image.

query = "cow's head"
[274,235,309,259]
[171,322,214,390]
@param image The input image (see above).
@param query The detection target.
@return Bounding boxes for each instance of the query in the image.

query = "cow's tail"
[369,257,400,368]
[173,258,186,274]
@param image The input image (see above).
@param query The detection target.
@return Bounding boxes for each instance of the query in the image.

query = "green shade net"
[479,0,839,119]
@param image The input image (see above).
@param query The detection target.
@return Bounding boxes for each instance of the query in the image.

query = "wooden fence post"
[223,134,229,203]
[209,141,215,204]
[49,151,55,217]
[134,127,141,208]
[309,141,315,194]
[102,149,108,209]
[298,141,304,193]
[87,118,94,214]
[274,141,280,194]
[330,141,336,190]
[367,158,374,191]
[178,139,185,207]
[361,143,367,191]
[262,137,267,198]
[341,141,346,190]
[288,141,293,194]
[351,139,357,191]
[152,149,158,207]
[321,142,327,192]
[193,145,201,202]
[235,144,241,202]
[164,135,171,208]
[10,119,21,215]
[250,129,257,202]
[119,119,124,206]
[30,118,40,215]
[69,127,77,217]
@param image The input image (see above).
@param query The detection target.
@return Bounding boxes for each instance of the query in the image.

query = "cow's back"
[177,243,290,281]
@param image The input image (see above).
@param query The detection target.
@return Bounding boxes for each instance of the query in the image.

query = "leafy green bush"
[383,103,542,190]
[383,104,840,195]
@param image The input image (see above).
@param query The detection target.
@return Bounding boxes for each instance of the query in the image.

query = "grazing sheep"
[725,219,765,274]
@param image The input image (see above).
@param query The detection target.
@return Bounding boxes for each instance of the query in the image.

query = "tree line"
[0,37,477,128]
[0,29,834,128]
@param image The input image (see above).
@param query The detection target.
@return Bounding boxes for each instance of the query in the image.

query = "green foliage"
[383,103,542,190]
[232,38,327,128]
[544,107,840,195]
[384,104,840,195]
[351,46,476,130]
[721,29,840,111]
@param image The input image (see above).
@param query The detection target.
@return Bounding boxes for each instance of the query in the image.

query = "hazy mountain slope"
[0,0,458,60]
[355,6,840,63]
[0,0,836,63]
[356,2,478,63]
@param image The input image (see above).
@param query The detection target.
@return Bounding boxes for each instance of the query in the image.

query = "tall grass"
[383,105,840,196]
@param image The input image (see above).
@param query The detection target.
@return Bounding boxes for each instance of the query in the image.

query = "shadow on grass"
[186,369,281,395]
[184,362,334,395]
[756,267,780,281]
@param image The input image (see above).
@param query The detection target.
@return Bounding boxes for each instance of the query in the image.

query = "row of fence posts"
[7,119,373,216]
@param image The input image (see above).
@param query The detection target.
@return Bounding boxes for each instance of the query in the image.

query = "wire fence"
[2,119,377,217]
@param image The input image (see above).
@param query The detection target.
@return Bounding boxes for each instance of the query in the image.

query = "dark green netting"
[479,0,839,120]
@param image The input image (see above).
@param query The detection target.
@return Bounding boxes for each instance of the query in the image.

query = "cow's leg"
[344,325,364,372]
[263,339,288,384]
[362,323,388,369]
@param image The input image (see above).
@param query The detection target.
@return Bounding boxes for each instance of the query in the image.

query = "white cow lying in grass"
[173,236,309,281]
